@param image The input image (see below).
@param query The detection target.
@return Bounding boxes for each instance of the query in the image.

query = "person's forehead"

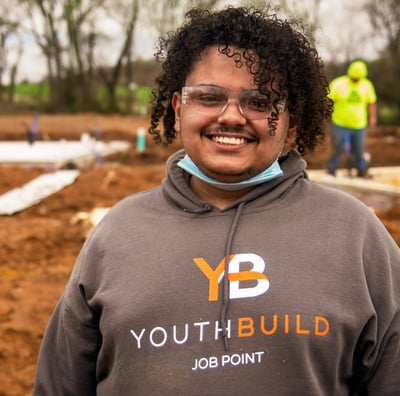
[197,45,258,63]
[186,46,256,83]
[189,46,252,75]
[186,45,283,93]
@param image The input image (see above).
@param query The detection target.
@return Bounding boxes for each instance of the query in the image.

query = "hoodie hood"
[162,148,307,214]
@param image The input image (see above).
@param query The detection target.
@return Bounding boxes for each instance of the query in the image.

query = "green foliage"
[379,105,400,125]
[95,85,153,115]
[7,75,154,114]
[14,83,49,99]
[1,83,50,112]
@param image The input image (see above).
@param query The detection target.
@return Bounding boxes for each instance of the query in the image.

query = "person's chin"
[205,165,252,183]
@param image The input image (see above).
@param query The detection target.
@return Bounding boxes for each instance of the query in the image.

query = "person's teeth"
[213,136,246,145]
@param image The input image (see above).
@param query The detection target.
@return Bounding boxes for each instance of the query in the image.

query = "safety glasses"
[181,85,286,120]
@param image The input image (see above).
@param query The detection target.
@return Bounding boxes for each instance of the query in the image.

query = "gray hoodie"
[33,149,400,395]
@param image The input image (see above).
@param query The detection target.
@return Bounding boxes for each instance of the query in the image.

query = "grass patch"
[379,105,400,125]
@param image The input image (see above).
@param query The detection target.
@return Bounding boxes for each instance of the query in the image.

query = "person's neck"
[189,176,253,210]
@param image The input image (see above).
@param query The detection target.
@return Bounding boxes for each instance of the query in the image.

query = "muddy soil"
[0,114,399,395]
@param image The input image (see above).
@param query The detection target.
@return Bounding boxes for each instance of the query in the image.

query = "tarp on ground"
[307,167,400,197]
[0,170,80,215]
[0,139,130,168]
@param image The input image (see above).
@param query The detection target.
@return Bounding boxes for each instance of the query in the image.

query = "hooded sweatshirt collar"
[162,148,307,213]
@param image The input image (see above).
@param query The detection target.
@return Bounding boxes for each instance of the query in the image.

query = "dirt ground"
[0,113,399,395]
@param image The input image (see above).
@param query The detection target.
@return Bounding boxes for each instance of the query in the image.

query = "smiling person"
[33,6,400,395]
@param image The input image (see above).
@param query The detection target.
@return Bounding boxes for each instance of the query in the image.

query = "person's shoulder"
[362,78,376,89]
[330,75,347,85]
[83,187,162,241]
[89,187,161,228]
[329,75,348,91]
[307,181,395,243]
[307,178,375,215]
[113,186,161,211]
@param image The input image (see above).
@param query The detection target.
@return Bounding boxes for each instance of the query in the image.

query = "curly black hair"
[149,6,333,154]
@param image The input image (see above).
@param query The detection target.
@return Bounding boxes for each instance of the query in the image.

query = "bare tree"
[63,0,107,110]
[144,0,222,36]
[96,0,221,113]
[96,0,140,112]
[279,0,322,45]
[364,0,400,108]
[21,0,67,109]
[365,0,400,57]
[0,2,23,103]
[19,0,146,112]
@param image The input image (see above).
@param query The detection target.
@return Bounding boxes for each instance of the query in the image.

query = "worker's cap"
[347,61,368,79]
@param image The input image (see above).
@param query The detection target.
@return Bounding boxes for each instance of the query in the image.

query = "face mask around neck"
[177,154,283,191]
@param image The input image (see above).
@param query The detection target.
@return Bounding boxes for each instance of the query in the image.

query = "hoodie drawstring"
[220,201,245,351]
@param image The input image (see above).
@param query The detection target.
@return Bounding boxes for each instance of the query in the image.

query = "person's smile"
[201,125,258,150]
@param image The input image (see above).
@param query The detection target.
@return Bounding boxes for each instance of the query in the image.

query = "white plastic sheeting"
[308,167,400,197]
[0,137,130,168]
[0,170,80,215]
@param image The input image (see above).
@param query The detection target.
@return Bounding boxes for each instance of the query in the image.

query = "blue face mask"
[177,154,283,191]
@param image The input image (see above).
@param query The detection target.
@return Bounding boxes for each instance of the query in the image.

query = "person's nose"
[217,99,247,124]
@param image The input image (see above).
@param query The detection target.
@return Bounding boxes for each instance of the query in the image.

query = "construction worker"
[327,60,377,177]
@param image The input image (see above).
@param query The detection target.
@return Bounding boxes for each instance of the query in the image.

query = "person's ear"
[172,92,182,132]
[285,114,297,144]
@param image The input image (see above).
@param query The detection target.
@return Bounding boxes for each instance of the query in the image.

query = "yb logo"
[193,253,270,301]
